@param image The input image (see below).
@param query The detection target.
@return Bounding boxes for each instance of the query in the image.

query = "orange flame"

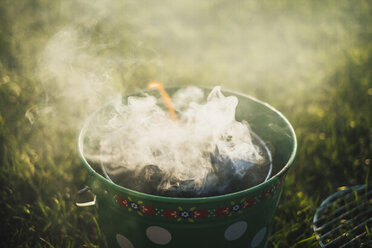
[147,81,178,121]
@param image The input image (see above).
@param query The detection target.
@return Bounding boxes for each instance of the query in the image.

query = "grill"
[313,185,372,248]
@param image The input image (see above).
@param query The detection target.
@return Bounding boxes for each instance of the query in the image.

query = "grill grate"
[313,185,372,248]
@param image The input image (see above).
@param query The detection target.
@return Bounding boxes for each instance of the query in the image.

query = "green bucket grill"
[77,87,297,248]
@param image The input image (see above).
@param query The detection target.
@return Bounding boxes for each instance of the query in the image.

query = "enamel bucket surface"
[78,87,297,248]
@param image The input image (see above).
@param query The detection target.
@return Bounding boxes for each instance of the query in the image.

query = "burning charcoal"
[159,179,196,197]
[231,159,259,188]
[93,86,272,197]
[209,146,270,195]
[210,146,236,179]
[138,164,164,194]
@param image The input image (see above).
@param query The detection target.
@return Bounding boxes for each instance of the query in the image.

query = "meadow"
[0,0,371,247]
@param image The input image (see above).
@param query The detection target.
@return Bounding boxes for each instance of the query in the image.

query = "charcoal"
[90,87,273,197]
[96,132,272,197]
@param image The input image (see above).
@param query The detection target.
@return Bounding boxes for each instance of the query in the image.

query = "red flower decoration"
[141,205,156,216]
[116,195,128,207]
[163,209,178,219]
[260,190,271,201]
[193,209,208,219]
[242,198,255,208]
[215,206,230,216]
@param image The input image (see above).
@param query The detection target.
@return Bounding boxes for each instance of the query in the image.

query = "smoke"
[2,0,354,131]
[83,86,271,197]
[39,28,117,110]
[2,0,357,191]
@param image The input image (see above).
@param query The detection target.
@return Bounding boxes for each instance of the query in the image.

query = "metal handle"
[75,187,96,207]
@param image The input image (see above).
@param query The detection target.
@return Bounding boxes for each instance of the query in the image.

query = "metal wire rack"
[313,185,372,248]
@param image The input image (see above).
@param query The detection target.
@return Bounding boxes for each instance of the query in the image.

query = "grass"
[0,0,371,247]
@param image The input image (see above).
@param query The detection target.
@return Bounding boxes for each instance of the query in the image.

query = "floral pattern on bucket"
[115,174,286,222]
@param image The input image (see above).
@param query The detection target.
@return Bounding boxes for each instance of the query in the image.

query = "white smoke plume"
[8,0,352,135]
[84,86,271,197]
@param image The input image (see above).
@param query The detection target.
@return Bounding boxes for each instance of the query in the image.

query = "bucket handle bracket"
[75,187,96,207]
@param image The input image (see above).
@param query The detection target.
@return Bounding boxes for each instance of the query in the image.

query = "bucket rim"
[77,86,297,203]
